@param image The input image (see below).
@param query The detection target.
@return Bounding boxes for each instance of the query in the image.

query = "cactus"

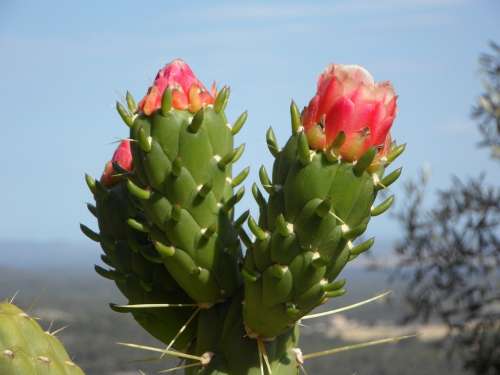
[83,146,197,350]
[0,300,85,375]
[242,63,402,338]
[83,60,407,374]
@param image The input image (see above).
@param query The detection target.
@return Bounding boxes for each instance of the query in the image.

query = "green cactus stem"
[0,300,85,375]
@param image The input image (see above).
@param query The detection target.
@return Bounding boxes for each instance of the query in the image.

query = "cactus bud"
[301,64,397,164]
[138,59,215,115]
[100,140,133,187]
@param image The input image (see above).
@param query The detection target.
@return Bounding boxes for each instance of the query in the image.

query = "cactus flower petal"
[138,59,214,114]
[302,64,397,161]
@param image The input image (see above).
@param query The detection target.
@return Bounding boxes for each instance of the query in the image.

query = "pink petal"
[324,96,355,145]
[302,95,320,130]
[371,115,394,146]
[318,77,342,117]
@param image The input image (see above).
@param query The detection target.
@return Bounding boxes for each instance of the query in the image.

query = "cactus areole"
[82,59,405,374]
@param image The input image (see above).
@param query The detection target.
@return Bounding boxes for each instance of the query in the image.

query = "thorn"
[342,223,367,239]
[349,237,375,258]
[127,218,149,233]
[50,325,69,336]
[116,342,204,362]
[161,88,172,115]
[223,186,245,211]
[266,127,280,157]
[163,308,201,355]
[232,167,250,187]
[86,203,98,217]
[197,181,212,198]
[290,101,302,134]
[9,291,19,304]
[301,334,416,361]
[159,362,202,373]
[259,165,273,194]
[235,210,250,228]
[116,101,134,127]
[232,111,248,135]
[298,131,312,166]
[153,241,176,257]
[247,215,269,241]
[323,279,346,291]
[188,107,205,133]
[126,91,137,113]
[371,195,395,216]
[302,291,392,320]
[95,265,122,282]
[353,148,377,176]
[324,288,346,298]
[386,143,406,165]
[252,183,267,209]
[218,144,245,169]
[214,86,230,113]
[84,174,96,194]
[80,224,100,242]
[377,168,403,190]
[112,303,197,309]
[127,180,151,200]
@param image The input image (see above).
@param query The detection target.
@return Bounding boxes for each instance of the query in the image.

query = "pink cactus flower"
[138,59,216,115]
[302,64,397,161]
[101,140,133,187]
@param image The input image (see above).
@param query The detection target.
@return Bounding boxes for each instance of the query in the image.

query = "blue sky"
[1,0,499,243]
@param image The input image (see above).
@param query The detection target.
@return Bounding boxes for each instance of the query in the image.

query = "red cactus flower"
[302,64,397,161]
[138,59,216,115]
[101,140,133,187]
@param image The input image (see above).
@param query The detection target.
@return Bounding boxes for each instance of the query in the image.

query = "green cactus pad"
[128,96,244,305]
[85,180,197,350]
[0,301,85,375]
[242,109,402,338]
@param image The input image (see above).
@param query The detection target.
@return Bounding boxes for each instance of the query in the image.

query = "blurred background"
[1,1,499,374]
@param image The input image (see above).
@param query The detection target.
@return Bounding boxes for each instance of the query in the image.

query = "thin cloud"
[183,0,468,22]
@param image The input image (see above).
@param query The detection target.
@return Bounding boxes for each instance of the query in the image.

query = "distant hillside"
[0,240,100,270]
[0,237,397,270]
